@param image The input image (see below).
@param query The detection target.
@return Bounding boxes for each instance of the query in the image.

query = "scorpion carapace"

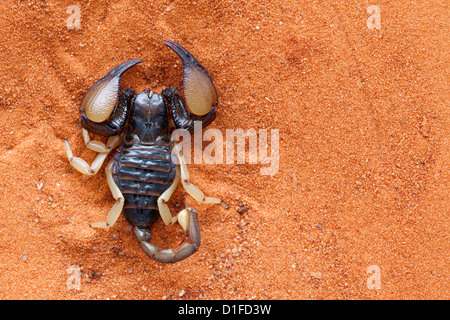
[64,40,225,263]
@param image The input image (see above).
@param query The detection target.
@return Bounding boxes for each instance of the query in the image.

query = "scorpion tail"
[134,208,201,263]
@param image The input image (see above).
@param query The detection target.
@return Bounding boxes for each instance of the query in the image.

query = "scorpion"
[64,40,225,263]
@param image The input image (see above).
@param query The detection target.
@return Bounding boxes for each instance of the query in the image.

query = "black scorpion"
[64,40,225,263]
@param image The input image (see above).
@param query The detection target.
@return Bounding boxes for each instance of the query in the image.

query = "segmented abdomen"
[112,143,176,228]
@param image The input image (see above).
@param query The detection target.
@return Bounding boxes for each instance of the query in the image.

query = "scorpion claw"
[164,40,217,116]
[81,58,142,123]
[135,208,201,263]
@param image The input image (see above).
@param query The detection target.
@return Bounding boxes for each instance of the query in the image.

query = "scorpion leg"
[157,166,181,226]
[90,159,124,229]
[64,134,121,175]
[135,208,201,263]
[82,129,121,153]
[173,143,225,206]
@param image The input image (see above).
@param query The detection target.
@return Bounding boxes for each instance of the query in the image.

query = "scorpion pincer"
[64,40,225,263]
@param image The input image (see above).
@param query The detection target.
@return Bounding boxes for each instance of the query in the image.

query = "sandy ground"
[0,0,448,300]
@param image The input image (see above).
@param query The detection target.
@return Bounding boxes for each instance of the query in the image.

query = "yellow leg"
[157,167,181,225]
[172,143,223,205]
[90,159,124,229]
[64,131,121,175]
[82,129,121,153]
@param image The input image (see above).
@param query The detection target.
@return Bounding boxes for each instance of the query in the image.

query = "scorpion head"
[124,89,170,144]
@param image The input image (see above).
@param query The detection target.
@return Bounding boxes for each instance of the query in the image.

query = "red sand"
[0,0,448,299]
